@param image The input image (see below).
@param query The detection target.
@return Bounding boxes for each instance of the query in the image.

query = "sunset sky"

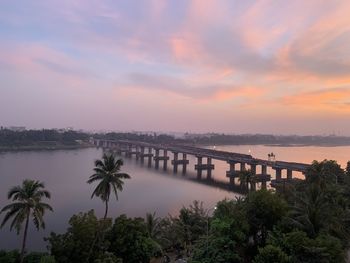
[1,0,350,134]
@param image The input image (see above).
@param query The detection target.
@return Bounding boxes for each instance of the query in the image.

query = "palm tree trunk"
[87,201,109,262]
[104,200,108,219]
[20,212,30,263]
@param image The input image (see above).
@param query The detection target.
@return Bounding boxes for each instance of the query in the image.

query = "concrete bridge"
[92,139,311,190]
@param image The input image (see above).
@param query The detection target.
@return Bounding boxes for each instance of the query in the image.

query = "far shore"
[0,144,94,153]
[2,142,350,154]
[197,142,350,148]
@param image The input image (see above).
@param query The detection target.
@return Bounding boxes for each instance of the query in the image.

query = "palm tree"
[289,184,330,238]
[87,153,130,219]
[0,179,53,263]
[146,212,161,239]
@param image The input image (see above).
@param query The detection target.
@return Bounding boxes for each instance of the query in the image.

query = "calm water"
[0,145,349,251]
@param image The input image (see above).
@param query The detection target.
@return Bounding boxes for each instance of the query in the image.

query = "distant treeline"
[0,129,90,147]
[2,128,350,148]
[93,132,182,144]
[186,133,350,146]
[99,132,350,146]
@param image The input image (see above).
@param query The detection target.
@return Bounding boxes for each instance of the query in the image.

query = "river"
[0,145,349,251]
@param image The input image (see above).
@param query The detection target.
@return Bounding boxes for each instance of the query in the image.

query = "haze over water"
[1,145,349,251]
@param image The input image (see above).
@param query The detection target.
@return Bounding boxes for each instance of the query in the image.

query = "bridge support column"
[275,168,282,180]
[135,146,140,161]
[195,156,215,179]
[261,165,268,189]
[250,163,258,190]
[287,169,293,180]
[173,152,178,173]
[153,149,170,171]
[127,144,133,158]
[147,147,153,167]
[140,147,145,163]
[182,154,188,174]
[163,150,168,171]
[240,162,246,171]
[154,149,160,169]
[252,164,271,190]
[207,158,212,179]
[114,143,121,155]
[226,161,242,185]
[250,163,257,174]
[196,156,202,179]
[228,162,236,184]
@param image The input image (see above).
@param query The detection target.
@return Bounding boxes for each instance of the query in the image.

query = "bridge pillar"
[240,162,246,171]
[163,150,168,171]
[135,145,140,161]
[228,162,236,184]
[139,147,145,163]
[250,163,257,174]
[196,156,202,179]
[182,154,188,174]
[173,152,178,173]
[115,144,121,155]
[260,165,269,189]
[153,149,170,170]
[148,147,153,167]
[226,161,239,185]
[287,169,293,180]
[207,158,212,179]
[275,168,282,180]
[126,144,132,158]
[195,156,215,179]
[154,149,160,169]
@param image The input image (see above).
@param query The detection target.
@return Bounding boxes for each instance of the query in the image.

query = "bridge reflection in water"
[93,139,310,192]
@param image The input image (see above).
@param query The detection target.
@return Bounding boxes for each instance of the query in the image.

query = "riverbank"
[0,144,93,152]
[196,142,350,148]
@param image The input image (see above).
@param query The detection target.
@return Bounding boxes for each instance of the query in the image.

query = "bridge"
[92,139,311,190]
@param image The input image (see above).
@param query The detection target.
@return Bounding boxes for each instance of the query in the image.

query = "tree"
[191,215,248,262]
[269,230,344,263]
[0,179,53,263]
[46,210,112,263]
[108,215,160,263]
[146,212,161,240]
[172,201,207,256]
[289,184,331,238]
[87,153,130,219]
[0,250,19,263]
[305,160,344,187]
[253,245,290,263]
[244,190,287,247]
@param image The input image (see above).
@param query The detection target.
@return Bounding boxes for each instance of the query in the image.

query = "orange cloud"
[280,88,350,112]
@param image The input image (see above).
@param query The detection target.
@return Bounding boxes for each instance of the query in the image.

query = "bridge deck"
[99,139,310,172]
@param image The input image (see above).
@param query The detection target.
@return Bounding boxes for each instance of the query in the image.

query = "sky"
[1,0,350,135]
